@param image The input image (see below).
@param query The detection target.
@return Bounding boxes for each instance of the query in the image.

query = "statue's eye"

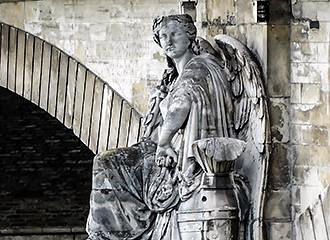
[160,34,167,40]
[173,31,182,37]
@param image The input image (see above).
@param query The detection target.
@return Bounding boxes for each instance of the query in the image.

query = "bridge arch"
[0,22,143,154]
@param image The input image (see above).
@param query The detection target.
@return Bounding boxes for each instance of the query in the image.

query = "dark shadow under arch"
[0,86,95,233]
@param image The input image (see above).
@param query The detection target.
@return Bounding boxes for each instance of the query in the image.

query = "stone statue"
[86,14,270,240]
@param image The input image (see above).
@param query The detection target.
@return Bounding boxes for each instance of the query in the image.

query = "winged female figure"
[86,14,270,240]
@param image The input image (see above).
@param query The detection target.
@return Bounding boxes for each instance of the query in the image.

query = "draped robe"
[86,53,236,240]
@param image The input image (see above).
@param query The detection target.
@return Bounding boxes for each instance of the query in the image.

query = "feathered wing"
[198,35,271,240]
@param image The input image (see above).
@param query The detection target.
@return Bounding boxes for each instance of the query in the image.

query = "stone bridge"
[0,22,143,155]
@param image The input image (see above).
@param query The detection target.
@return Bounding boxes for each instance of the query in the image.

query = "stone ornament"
[86,14,270,240]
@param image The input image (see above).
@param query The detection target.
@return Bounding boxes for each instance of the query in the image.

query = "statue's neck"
[173,50,194,77]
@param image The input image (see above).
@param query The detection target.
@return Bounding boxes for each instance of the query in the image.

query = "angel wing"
[197,35,271,240]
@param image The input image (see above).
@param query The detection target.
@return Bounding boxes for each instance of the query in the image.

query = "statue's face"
[159,21,191,59]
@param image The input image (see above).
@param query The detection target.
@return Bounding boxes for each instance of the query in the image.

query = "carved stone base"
[177,173,239,240]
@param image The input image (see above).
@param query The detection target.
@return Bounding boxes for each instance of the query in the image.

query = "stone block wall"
[291,1,330,239]
[261,1,292,239]
[0,0,268,114]
[0,0,183,113]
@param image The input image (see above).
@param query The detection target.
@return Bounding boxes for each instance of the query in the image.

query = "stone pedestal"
[177,173,239,240]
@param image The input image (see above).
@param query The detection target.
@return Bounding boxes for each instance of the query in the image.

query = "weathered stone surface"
[292,185,326,216]
[309,198,329,240]
[290,124,328,146]
[268,143,290,189]
[291,96,330,125]
[0,24,9,88]
[264,190,291,220]
[290,83,301,104]
[15,30,25,96]
[89,79,104,153]
[289,124,302,145]
[289,145,310,166]
[31,38,43,105]
[0,2,24,28]
[107,93,122,149]
[128,109,142,146]
[236,0,255,24]
[301,83,321,104]
[226,24,268,71]
[291,42,329,63]
[40,43,52,111]
[319,168,330,186]
[293,1,330,21]
[0,0,182,113]
[269,98,289,143]
[72,64,86,137]
[291,63,327,84]
[206,0,236,24]
[80,71,96,146]
[117,101,131,148]
[296,208,318,240]
[64,58,78,129]
[48,47,60,116]
[265,222,292,240]
[97,85,113,153]
[269,0,290,25]
[8,27,17,92]
[301,125,328,146]
[0,0,273,114]
[293,166,321,185]
[267,25,290,97]
[56,53,69,122]
[291,21,330,43]
[290,104,311,124]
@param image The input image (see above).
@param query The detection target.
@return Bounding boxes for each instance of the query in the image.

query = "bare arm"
[156,95,191,166]
[158,98,191,147]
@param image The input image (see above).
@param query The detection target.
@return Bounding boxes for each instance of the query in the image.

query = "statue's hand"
[156,144,177,168]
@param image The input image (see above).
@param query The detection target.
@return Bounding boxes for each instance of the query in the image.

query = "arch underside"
[0,86,95,234]
[0,22,143,154]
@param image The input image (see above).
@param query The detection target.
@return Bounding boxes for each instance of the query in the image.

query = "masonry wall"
[0,0,182,113]
[0,0,269,114]
[263,1,292,239]
[290,1,330,239]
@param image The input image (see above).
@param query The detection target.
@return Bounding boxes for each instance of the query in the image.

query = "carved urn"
[177,137,246,240]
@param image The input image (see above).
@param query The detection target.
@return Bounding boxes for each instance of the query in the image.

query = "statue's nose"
[167,36,173,45]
